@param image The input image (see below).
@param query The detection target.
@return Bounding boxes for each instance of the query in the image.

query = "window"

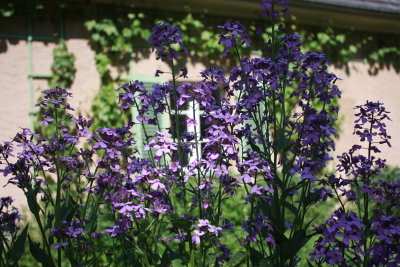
[130,76,224,165]
[130,75,166,159]
[169,83,223,165]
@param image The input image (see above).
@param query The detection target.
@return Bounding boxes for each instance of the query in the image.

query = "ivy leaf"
[336,34,346,43]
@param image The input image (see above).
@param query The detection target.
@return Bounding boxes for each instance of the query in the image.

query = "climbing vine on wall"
[84,14,152,129]
[84,11,360,130]
[49,41,76,89]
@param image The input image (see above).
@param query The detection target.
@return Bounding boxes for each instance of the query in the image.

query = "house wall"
[0,18,399,209]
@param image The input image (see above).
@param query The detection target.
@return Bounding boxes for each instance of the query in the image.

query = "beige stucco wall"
[0,27,399,210]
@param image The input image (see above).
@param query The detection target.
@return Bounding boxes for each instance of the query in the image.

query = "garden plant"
[0,0,399,266]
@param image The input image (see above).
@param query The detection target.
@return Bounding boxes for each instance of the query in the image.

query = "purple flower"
[176,82,215,108]
[0,197,20,235]
[51,220,86,244]
[192,219,223,245]
[370,215,400,265]
[354,101,391,147]
[192,229,205,244]
[148,22,187,62]
[52,242,69,249]
[260,0,289,19]
[311,209,365,264]
[144,131,178,162]
[218,21,250,56]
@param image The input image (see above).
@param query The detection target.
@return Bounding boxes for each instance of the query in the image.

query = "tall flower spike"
[148,22,187,62]
[260,0,289,19]
[218,21,250,56]
[354,101,391,147]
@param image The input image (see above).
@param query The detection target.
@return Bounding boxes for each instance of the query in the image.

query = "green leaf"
[161,246,173,266]
[206,253,218,266]
[281,229,309,259]
[84,20,96,31]
[276,130,291,153]
[228,251,247,266]
[65,246,80,266]
[336,34,346,43]
[171,259,186,267]
[85,206,98,232]
[189,249,195,267]
[56,196,78,228]
[122,28,132,38]
[317,32,329,44]
[28,235,55,267]
[8,224,29,262]
[349,45,357,54]
[249,247,267,267]
[282,199,298,215]
[299,188,322,207]
[248,139,264,157]
[25,187,40,214]
[307,258,316,267]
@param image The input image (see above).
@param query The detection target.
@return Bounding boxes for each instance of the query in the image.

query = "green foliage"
[91,83,130,129]
[49,41,76,89]
[85,15,152,129]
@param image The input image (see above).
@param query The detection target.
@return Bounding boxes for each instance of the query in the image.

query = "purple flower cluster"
[192,219,222,244]
[36,86,74,126]
[0,197,20,235]
[218,21,251,56]
[176,82,215,108]
[117,80,170,124]
[370,215,400,265]
[312,101,400,265]
[148,22,187,62]
[243,215,274,244]
[144,131,177,162]
[354,101,391,147]
[260,0,289,19]
[51,220,86,248]
[311,209,365,265]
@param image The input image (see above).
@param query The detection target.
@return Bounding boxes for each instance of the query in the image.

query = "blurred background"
[0,0,399,208]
